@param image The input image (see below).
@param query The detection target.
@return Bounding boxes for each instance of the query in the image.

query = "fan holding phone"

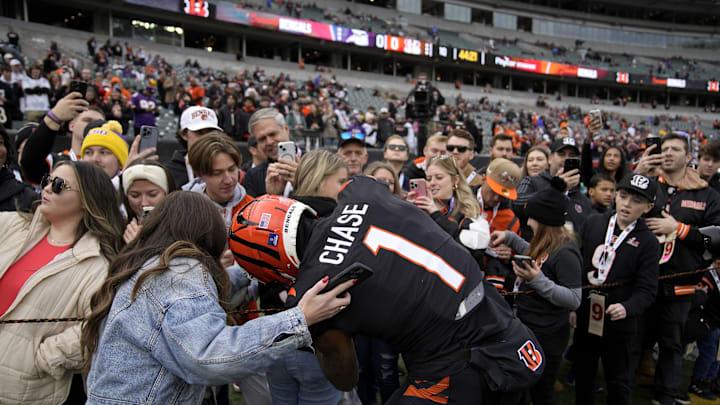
[406,155,485,244]
[489,176,582,405]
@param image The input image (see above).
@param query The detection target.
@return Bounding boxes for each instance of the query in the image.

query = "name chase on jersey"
[318,204,369,265]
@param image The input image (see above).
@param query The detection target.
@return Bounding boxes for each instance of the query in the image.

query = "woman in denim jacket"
[81,191,353,405]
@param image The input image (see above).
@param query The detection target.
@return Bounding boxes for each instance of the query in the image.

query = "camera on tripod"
[406,80,436,120]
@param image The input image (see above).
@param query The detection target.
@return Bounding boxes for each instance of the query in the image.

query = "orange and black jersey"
[287,176,517,378]
[651,172,720,291]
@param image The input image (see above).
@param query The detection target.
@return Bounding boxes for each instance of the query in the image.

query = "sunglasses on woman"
[41,175,77,194]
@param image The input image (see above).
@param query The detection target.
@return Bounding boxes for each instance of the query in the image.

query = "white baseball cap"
[180,106,222,132]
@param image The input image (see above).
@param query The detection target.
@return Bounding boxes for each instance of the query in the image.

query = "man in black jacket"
[574,173,660,405]
[217,93,241,140]
[637,132,720,405]
[165,106,222,188]
[241,107,296,197]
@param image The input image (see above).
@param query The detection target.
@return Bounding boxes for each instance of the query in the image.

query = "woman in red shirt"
[0,160,124,404]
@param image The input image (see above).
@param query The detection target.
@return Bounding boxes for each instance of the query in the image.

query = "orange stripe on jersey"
[673,285,696,296]
[287,287,296,297]
[677,223,690,240]
[339,179,354,193]
[403,377,450,404]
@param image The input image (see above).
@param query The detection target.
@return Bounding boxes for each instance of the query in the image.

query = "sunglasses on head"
[41,175,76,194]
[340,131,365,141]
[387,144,407,151]
[446,144,470,153]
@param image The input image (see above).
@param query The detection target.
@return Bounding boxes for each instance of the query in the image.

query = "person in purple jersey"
[131,80,159,136]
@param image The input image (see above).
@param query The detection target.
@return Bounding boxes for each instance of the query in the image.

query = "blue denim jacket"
[86,257,312,405]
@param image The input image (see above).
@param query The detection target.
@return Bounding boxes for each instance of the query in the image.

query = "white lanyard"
[477,187,499,229]
[466,171,477,184]
[588,214,635,285]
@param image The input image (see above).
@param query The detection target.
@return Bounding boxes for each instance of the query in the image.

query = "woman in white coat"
[0,160,124,404]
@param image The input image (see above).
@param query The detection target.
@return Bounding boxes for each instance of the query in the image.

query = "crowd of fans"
[3,27,720,405]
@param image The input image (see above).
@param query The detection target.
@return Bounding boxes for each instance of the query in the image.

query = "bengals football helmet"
[229,195,316,285]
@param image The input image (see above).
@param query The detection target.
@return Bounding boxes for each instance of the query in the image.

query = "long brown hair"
[29,161,125,261]
[364,161,402,196]
[81,191,232,368]
[526,222,575,260]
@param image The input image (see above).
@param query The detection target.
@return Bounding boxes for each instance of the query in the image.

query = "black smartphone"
[563,157,580,173]
[512,254,534,267]
[139,125,159,153]
[320,262,374,294]
[646,136,662,155]
[69,80,88,99]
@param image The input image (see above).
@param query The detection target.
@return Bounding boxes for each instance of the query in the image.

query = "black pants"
[355,334,400,404]
[574,326,635,405]
[525,324,570,405]
[651,298,692,400]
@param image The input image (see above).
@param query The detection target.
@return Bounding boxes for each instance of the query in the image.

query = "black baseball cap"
[550,137,579,154]
[616,173,656,203]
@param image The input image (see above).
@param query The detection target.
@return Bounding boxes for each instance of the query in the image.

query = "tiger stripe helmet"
[229,195,316,285]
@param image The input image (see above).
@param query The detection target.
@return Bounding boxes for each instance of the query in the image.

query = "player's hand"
[606,303,627,321]
[557,168,579,191]
[635,145,663,175]
[124,135,158,170]
[646,211,679,235]
[490,230,506,247]
[123,218,142,244]
[298,277,354,326]
[220,249,234,268]
[512,259,540,281]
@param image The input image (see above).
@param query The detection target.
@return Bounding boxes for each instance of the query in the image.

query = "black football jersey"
[287,176,514,372]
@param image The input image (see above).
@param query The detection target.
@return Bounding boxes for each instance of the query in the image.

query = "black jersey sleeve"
[20,119,56,183]
[679,187,720,249]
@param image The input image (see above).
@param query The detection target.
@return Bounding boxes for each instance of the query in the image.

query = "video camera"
[406,80,441,120]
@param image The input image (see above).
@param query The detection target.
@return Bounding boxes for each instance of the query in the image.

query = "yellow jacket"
[0,211,109,404]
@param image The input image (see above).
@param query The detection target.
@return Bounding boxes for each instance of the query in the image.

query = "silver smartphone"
[278,141,296,162]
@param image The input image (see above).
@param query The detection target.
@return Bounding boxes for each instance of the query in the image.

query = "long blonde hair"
[427,154,480,219]
[294,150,347,196]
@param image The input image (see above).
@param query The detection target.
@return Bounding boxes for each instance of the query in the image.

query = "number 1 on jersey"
[363,226,465,291]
